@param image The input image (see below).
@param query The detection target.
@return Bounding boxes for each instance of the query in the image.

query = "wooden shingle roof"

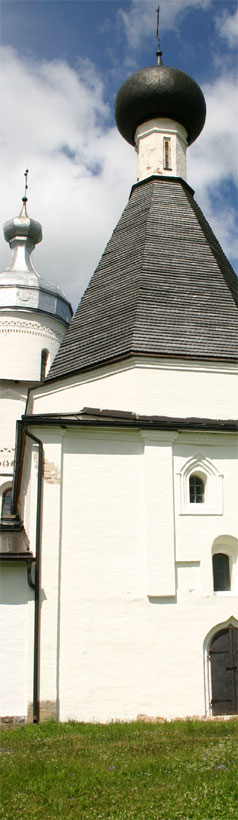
[47,176,237,382]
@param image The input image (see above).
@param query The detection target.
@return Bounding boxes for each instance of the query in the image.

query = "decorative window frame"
[178,453,223,515]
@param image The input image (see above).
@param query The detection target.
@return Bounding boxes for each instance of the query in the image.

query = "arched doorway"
[209,626,238,715]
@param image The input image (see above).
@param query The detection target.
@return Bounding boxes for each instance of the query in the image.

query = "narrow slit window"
[164,138,171,170]
[213,553,230,591]
[40,349,49,381]
[189,474,204,503]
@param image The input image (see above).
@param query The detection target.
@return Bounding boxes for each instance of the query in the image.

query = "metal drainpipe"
[24,428,43,724]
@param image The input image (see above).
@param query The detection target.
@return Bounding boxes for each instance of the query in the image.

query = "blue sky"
[0,0,237,308]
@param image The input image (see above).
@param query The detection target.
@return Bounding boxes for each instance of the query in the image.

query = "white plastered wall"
[135,118,187,181]
[0,383,28,492]
[26,422,238,722]
[39,433,62,709]
[14,429,63,716]
[0,302,66,492]
[0,564,34,717]
[30,357,238,421]
[0,310,65,381]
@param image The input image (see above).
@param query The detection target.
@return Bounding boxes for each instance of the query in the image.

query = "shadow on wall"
[148,595,177,605]
[0,563,30,605]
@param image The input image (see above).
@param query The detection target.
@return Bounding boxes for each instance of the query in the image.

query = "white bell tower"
[0,172,72,512]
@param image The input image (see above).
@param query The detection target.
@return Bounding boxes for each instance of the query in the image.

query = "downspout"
[24,428,43,724]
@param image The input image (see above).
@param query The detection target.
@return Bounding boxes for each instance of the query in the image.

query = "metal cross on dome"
[156,5,163,65]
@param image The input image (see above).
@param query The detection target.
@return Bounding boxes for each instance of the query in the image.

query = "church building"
[0,48,237,725]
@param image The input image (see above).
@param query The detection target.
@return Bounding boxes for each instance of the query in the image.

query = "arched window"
[179,454,223,515]
[213,553,230,592]
[40,349,49,380]
[189,474,204,503]
[1,487,12,517]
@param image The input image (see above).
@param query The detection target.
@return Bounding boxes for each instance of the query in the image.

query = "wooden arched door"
[209,627,238,715]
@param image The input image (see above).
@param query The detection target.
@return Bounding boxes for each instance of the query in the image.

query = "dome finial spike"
[22,168,29,204]
[19,168,29,218]
[156,5,162,65]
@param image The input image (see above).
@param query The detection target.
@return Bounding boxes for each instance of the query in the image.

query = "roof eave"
[21,410,238,433]
[44,349,238,386]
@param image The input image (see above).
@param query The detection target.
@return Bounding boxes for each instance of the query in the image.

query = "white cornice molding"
[0,317,63,343]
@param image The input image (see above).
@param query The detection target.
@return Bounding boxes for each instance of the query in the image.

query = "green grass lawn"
[0,719,237,820]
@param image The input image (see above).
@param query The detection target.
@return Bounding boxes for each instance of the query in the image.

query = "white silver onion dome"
[0,199,72,325]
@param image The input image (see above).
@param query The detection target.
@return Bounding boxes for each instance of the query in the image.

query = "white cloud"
[0,44,237,319]
[215,7,238,49]
[0,46,135,309]
[118,0,211,50]
[189,73,237,187]
[188,72,238,264]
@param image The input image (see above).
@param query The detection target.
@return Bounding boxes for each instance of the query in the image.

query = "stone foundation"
[27,700,57,722]
[0,701,57,729]
[137,713,238,723]
[1,708,237,729]
[0,714,26,729]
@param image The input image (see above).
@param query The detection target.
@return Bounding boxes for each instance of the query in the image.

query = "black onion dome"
[114,65,206,146]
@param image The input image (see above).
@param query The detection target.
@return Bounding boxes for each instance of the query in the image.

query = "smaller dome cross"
[22,168,29,203]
